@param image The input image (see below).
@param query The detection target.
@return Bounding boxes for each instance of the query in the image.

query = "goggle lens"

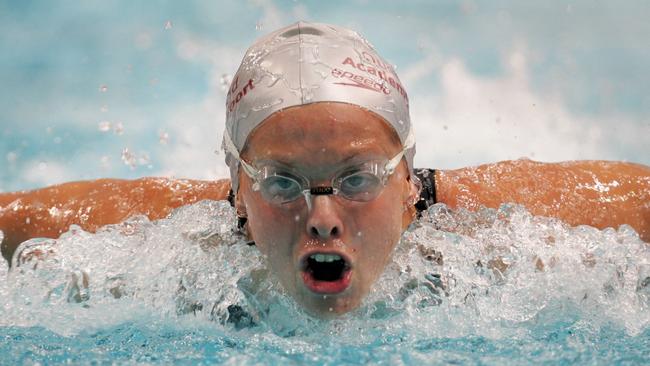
[337,171,382,201]
[259,174,304,204]
[257,169,385,205]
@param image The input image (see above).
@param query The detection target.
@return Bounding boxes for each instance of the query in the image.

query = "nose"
[305,195,344,239]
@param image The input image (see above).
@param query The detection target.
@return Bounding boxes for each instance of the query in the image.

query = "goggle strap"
[385,150,405,174]
[224,130,260,181]
[223,130,241,160]
[385,127,415,174]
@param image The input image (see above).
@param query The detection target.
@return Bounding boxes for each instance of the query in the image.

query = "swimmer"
[1,22,649,316]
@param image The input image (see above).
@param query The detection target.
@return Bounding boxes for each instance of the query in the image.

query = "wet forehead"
[242,103,402,169]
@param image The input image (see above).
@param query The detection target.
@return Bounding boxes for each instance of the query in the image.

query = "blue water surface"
[2,321,649,364]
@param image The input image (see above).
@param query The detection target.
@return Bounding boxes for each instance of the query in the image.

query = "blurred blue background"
[1,0,648,191]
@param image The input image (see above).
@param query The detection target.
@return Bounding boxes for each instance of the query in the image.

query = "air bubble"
[99,85,108,93]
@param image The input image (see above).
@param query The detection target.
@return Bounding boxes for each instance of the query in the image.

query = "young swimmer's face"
[237,102,417,317]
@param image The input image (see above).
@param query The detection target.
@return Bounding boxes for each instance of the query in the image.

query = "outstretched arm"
[0,178,231,262]
[436,160,650,241]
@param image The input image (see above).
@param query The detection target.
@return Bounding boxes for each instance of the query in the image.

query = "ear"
[235,190,247,219]
[406,173,421,206]
[401,171,420,230]
[234,170,249,218]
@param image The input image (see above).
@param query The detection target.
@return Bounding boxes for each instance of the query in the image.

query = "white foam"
[0,200,647,339]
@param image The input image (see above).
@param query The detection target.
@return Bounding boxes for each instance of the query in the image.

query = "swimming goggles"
[244,152,407,210]
[223,128,415,210]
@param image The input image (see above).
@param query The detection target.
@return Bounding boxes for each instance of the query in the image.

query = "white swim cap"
[223,21,415,193]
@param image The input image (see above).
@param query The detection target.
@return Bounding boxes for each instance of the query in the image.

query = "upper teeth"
[310,254,341,262]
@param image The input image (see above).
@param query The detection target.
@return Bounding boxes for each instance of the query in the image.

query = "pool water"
[1,201,648,365]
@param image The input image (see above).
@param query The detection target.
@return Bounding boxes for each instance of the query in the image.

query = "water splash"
[0,201,647,363]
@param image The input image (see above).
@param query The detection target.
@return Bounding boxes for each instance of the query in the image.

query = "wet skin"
[237,102,419,317]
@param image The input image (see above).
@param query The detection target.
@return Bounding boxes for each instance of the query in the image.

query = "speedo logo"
[227,76,255,112]
[338,57,409,102]
[331,68,390,95]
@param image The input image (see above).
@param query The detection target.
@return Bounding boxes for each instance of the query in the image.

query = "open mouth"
[300,253,352,294]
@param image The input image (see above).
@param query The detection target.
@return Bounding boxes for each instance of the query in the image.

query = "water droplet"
[99,85,108,93]
[100,105,109,113]
[251,98,284,112]
[255,21,263,31]
[6,152,17,164]
[100,156,110,169]
[98,121,111,132]
[138,153,151,166]
[294,215,300,222]
[159,132,169,145]
[164,20,173,30]
[38,161,47,170]
[121,148,136,169]
[220,74,232,92]
[25,217,31,224]
[114,122,124,135]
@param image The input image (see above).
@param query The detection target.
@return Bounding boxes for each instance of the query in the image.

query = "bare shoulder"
[1,177,232,262]
[435,159,649,241]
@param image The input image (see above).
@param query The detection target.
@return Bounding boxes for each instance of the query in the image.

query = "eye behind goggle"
[337,171,383,201]
[259,175,304,203]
